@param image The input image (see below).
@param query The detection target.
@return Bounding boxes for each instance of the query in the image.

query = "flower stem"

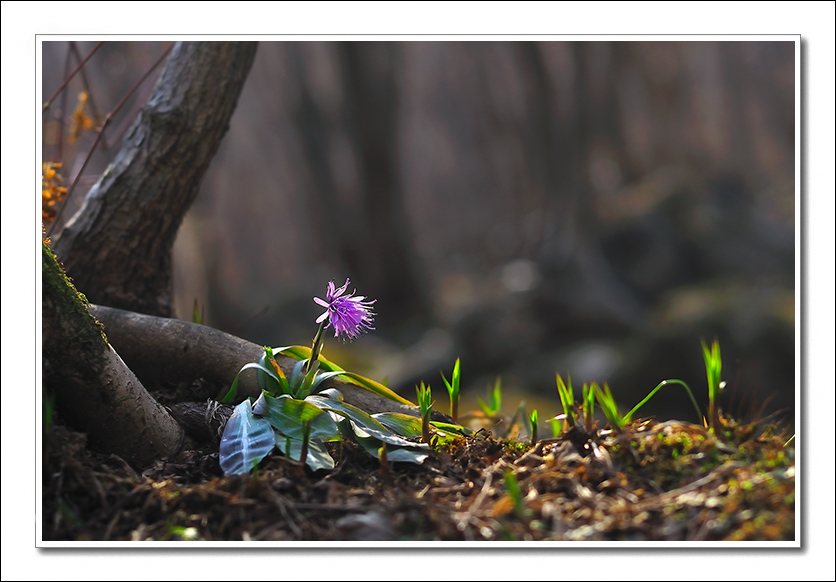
[305,319,328,375]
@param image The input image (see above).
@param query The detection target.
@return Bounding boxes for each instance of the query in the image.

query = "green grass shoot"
[592,382,623,427]
[416,382,434,443]
[548,417,563,438]
[504,469,525,519]
[191,298,204,325]
[478,377,502,418]
[441,358,461,422]
[528,409,538,445]
[702,339,723,432]
[555,374,576,428]
[622,379,703,425]
[378,442,390,470]
[582,382,595,430]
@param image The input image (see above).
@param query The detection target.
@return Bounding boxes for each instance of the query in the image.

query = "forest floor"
[41,404,795,543]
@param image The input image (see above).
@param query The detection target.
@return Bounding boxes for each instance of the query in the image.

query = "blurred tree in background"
[43,40,795,426]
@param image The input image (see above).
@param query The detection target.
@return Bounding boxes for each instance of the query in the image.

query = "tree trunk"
[52,41,258,317]
[42,241,184,468]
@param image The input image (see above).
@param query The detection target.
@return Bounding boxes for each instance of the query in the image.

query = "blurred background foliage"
[43,40,795,427]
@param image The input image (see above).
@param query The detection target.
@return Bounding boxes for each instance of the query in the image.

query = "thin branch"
[105,81,155,150]
[48,43,173,238]
[55,44,73,162]
[43,41,103,114]
[69,41,108,152]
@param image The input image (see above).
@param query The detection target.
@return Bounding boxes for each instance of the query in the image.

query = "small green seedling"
[548,417,564,438]
[591,377,703,429]
[582,382,595,431]
[623,378,703,426]
[416,382,434,444]
[191,298,204,325]
[441,358,461,422]
[504,469,526,519]
[478,377,503,419]
[555,374,576,429]
[702,339,724,432]
[378,442,389,470]
[528,409,539,445]
[592,381,622,427]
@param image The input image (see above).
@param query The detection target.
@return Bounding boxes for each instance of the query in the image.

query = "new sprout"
[528,409,538,445]
[582,382,595,431]
[555,374,576,429]
[478,377,503,419]
[504,469,525,519]
[702,339,723,432]
[441,358,461,422]
[416,382,434,444]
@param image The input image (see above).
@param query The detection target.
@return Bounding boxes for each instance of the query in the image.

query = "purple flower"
[314,279,376,341]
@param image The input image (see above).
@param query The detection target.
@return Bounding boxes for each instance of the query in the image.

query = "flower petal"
[314,279,375,342]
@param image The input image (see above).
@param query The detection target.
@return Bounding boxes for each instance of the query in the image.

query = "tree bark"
[42,242,184,468]
[52,41,258,317]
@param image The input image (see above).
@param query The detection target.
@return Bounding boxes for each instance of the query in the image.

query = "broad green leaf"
[373,412,466,446]
[273,345,415,406]
[253,392,340,442]
[429,420,473,436]
[373,444,428,464]
[317,387,344,401]
[219,399,275,475]
[310,370,348,392]
[372,412,422,438]
[274,345,315,362]
[220,361,285,404]
[258,347,290,395]
[274,435,335,471]
[336,370,415,406]
[288,358,308,392]
[306,394,427,449]
[338,418,429,465]
[295,360,322,399]
[357,439,429,464]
